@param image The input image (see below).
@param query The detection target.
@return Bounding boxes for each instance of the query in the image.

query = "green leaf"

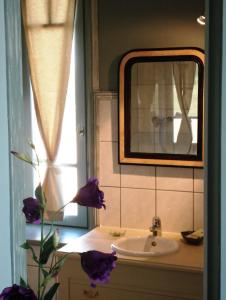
[50,253,69,277]
[20,241,30,250]
[43,283,60,300]
[40,231,59,265]
[35,184,46,207]
[43,226,54,244]
[50,258,66,278]
[20,277,28,288]
[41,273,52,288]
[41,268,49,279]
[10,151,33,165]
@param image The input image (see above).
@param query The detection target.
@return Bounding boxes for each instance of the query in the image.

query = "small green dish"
[181,231,203,245]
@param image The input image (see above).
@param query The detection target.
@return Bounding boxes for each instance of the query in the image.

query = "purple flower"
[22,197,41,224]
[80,250,117,287]
[0,284,37,300]
[72,178,105,209]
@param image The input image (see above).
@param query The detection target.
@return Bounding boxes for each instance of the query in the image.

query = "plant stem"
[48,201,71,223]
[38,209,44,300]
[50,253,55,270]
[40,283,47,300]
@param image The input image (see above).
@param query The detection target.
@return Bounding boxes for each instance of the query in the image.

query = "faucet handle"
[152,216,161,227]
[150,216,162,236]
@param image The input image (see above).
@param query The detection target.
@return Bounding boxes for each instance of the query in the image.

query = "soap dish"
[181,231,203,245]
[109,230,126,237]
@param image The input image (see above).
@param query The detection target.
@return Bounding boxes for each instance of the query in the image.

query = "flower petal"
[22,197,41,224]
[72,178,105,209]
[0,284,37,299]
[80,250,117,287]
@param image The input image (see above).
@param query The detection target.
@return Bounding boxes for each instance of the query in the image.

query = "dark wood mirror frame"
[119,48,204,167]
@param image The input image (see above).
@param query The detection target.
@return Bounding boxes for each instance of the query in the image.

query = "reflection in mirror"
[131,60,198,155]
[119,49,204,167]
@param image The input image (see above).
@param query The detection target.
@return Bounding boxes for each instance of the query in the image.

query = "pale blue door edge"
[0,0,26,290]
[0,0,13,290]
[5,0,27,285]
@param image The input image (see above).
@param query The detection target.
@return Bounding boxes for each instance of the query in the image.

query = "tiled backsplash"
[95,92,204,233]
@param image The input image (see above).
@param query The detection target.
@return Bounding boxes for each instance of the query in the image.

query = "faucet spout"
[149,216,162,237]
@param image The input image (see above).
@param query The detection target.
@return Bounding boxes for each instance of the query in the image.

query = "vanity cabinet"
[57,255,203,300]
[24,227,202,299]
[56,227,203,300]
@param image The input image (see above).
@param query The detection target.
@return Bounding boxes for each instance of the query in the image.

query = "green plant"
[0,143,116,300]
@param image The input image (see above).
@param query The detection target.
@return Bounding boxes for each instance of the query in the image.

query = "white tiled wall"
[95,92,204,233]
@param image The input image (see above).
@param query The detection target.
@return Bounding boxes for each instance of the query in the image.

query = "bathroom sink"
[111,235,179,257]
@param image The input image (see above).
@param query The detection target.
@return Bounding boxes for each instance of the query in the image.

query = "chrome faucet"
[149,216,162,237]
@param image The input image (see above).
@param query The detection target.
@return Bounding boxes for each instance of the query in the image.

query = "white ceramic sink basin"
[111,235,179,257]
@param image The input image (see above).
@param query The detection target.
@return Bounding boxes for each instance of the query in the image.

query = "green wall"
[98,0,205,91]
[221,0,226,297]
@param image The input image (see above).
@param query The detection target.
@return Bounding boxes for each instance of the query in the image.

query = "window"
[24,0,88,228]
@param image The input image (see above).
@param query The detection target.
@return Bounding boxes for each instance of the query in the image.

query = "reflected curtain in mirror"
[173,61,196,154]
[22,0,76,213]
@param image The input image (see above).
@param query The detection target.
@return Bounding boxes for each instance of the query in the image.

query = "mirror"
[119,48,204,167]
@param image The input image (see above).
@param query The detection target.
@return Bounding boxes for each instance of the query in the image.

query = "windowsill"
[26,223,89,246]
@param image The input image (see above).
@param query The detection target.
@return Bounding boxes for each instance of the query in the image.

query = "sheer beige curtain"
[173,62,196,154]
[155,62,174,153]
[22,0,76,213]
[131,63,156,152]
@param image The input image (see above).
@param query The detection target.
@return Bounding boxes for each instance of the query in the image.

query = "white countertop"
[57,226,204,273]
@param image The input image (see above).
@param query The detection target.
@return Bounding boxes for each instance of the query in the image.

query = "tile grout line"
[193,168,195,231]
[119,163,122,228]
[99,139,118,143]
[99,185,203,194]
[155,166,157,216]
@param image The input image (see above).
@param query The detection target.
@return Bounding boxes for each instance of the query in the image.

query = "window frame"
[22,0,88,228]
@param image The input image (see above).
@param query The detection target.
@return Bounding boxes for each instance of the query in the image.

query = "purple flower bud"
[0,284,37,300]
[72,178,105,209]
[22,197,41,224]
[80,250,117,287]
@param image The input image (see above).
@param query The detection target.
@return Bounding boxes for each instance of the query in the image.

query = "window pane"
[55,35,77,165]
[30,33,80,220]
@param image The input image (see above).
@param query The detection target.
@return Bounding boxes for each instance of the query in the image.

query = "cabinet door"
[57,257,203,300]
[69,282,190,300]
[27,265,38,294]
[27,245,57,300]
[27,265,57,299]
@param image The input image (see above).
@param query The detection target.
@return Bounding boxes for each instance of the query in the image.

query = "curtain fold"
[173,61,196,154]
[155,62,174,153]
[135,62,156,152]
[22,0,76,213]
